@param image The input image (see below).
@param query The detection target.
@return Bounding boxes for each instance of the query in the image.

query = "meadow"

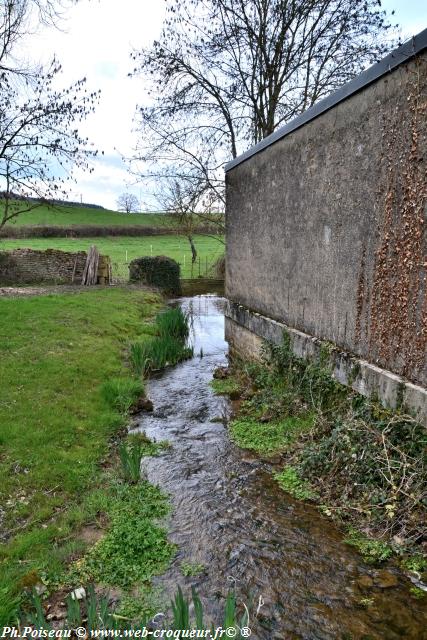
[1,203,174,227]
[0,235,224,279]
[0,287,167,622]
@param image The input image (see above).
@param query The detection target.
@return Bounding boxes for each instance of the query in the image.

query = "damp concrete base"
[225,301,427,426]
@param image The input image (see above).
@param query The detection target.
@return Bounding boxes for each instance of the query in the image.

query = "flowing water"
[133,295,427,640]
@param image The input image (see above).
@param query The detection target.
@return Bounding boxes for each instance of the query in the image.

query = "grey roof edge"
[225,27,427,172]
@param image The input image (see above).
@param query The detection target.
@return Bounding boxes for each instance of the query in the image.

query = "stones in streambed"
[374,570,399,589]
[356,575,375,589]
[356,570,399,590]
[213,366,229,379]
[130,395,154,414]
[70,586,86,600]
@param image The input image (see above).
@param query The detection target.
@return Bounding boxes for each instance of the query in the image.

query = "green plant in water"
[156,307,190,341]
[180,561,206,577]
[119,440,144,484]
[24,585,250,635]
[130,337,193,374]
[128,432,171,457]
[274,466,317,500]
[101,377,144,414]
[410,586,426,599]
[344,529,392,564]
[171,586,248,637]
[358,597,375,608]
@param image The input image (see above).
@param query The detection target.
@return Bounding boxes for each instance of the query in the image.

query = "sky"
[23,0,427,211]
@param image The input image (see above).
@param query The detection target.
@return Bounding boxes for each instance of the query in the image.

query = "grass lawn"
[0,287,168,622]
[1,203,175,228]
[0,235,225,279]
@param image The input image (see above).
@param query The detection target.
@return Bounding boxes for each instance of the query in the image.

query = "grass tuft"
[119,441,144,484]
[101,377,144,414]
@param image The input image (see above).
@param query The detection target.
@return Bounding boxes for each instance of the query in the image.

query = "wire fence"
[111,252,223,284]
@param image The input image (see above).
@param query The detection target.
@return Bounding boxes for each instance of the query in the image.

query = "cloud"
[19,0,165,209]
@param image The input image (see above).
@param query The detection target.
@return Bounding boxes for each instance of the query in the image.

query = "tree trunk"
[188,235,197,263]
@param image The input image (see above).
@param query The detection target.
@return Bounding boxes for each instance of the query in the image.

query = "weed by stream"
[217,333,427,566]
[130,307,193,375]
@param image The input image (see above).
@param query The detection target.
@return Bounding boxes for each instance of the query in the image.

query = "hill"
[1,202,174,228]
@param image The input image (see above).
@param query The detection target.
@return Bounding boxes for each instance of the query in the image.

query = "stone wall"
[225,41,427,390]
[0,248,104,284]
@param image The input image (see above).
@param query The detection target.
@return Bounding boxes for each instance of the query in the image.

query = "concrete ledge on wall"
[225,301,427,427]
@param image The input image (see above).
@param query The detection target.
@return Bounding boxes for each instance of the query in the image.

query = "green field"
[1,203,175,227]
[0,287,167,622]
[0,235,224,279]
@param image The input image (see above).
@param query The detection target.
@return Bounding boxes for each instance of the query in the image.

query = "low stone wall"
[180,278,224,296]
[0,248,109,285]
[225,301,427,426]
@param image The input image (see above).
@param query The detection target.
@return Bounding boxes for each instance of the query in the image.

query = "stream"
[132,294,427,640]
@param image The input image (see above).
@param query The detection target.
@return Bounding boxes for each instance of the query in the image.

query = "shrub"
[128,255,181,294]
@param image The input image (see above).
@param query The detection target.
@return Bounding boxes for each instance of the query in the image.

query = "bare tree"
[116,192,140,213]
[0,1,100,229]
[1,0,76,76]
[130,0,397,204]
[157,179,200,263]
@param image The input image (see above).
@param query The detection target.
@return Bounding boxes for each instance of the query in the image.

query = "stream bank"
[133,294,427,640]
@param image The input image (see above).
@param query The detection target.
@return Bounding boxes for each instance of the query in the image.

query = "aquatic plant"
[343,529,392,564]
[130,306,192,375]
[130,337,193,374]
[119,440,144,484]
[156,307,190,341]
[226,331,427,554]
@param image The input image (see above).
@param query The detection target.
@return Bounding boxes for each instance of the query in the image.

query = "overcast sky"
[29,0,427,211]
